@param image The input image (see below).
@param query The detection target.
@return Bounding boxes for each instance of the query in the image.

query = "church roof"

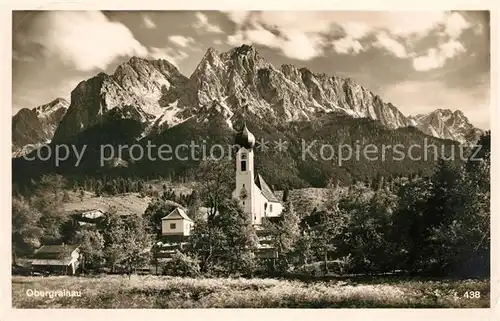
[234,124,256,150]
[161,207,193,222]
[255,174,280,203]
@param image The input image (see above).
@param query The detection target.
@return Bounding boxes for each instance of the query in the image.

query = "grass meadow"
[12,275,489,308]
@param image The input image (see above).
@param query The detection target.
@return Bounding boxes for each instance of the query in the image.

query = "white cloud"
[195,12,223,34]
[342,21,371,39]
[332,36,363,54]
[412,39,466,71]
[225,11,250,25]
[379,12,447,37]
[374,33,408,58]
[281,31,324,61]
[245,26,277,48]
[227,33,245,47]
[168,35,195,48]
[227,20,323,61]
[149,47,188,66]
[142,14,157,29]
[226,12,326,60]
[18,11,148,72]
[444,12,471,38]
[224,11,478,66]
[412,49,443,71]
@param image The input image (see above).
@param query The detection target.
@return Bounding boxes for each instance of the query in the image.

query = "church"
[161,124,283,237]
[232,124,283,225]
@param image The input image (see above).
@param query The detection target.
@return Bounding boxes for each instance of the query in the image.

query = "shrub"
[163,251,201,277]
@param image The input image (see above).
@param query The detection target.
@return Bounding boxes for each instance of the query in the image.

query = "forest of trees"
[12,132,490,279]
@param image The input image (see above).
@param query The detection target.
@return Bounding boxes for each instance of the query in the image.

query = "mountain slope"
[409,109,484,144]
[12,45,481,188]
[52,57,188,143]
[12,98,69,156]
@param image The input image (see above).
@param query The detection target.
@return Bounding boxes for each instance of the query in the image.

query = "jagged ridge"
[12,98,69,156]
[14,44,483,154]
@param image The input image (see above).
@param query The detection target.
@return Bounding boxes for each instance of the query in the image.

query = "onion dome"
[234,124,255,150]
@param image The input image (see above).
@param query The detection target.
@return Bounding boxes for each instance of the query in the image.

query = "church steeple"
[234,123,255,150]
[233,123,258,224]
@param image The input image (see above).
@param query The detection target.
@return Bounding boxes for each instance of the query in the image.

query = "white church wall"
[232,138,283,225]
[266,201,283,218]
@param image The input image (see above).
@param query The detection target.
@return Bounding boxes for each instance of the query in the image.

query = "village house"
[31,244,81,275]
[71,208,105,227]
[161,207,195,238]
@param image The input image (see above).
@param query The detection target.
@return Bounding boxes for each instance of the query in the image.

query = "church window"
[270,204,273,212]
[241,153,247,160]
[241,160,246,171]
[170,223,176,229]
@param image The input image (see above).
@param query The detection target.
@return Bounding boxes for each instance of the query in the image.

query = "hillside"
[63,191,152,216]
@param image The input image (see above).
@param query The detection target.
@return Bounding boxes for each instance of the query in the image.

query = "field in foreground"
[12,275,489,308]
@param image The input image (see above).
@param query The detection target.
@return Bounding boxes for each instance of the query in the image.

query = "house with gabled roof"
[161,207,194,237]
[31,244,81,275]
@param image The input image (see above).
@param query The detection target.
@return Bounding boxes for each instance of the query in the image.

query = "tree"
[163,250,201,277]
[214,199,259,275]
[101,209,152,275]
[392,178,432,271]
[188,218,225,274]
[263,202,300,273]
[334,183,400,273]
[30,174,69,243]
[309,208,348,274]
[295,230,314,266]
[121,215,153,276]
[196,157,234,223]
[424,133,490,276]
[78,228,105,272]
[143,199,183,238]
[282,188,290,203]
[12,196,42,264]
[189,198,258,276]
[101,209,126,272]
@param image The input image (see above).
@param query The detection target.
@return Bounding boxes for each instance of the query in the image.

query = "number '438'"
[464,291,481,299]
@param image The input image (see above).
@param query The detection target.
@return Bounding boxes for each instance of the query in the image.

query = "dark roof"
[234,124,256,150]
[33,244,79,260]
[161,207,193,222]
[255,173,280,202]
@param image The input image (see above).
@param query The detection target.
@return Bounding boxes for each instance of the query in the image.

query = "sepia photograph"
[9,6,493,311]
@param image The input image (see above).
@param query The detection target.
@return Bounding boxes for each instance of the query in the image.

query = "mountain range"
[12,45,483,187]
[12,97,69,156]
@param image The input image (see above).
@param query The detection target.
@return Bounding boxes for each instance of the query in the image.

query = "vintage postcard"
[3,0,498,320]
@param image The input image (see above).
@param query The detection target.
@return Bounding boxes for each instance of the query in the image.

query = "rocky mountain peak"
[12,98,70,156]
[409,109,481,144]
[222,44,272,71]
[19,45,483,150]
[33,97,69,117]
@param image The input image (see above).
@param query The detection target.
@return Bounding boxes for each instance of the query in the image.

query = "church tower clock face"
[239,186,248,200]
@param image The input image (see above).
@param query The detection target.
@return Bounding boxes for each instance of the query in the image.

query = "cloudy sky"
[12,10,490,128]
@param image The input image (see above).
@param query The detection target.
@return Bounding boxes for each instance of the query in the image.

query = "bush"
[163,251,201,277]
